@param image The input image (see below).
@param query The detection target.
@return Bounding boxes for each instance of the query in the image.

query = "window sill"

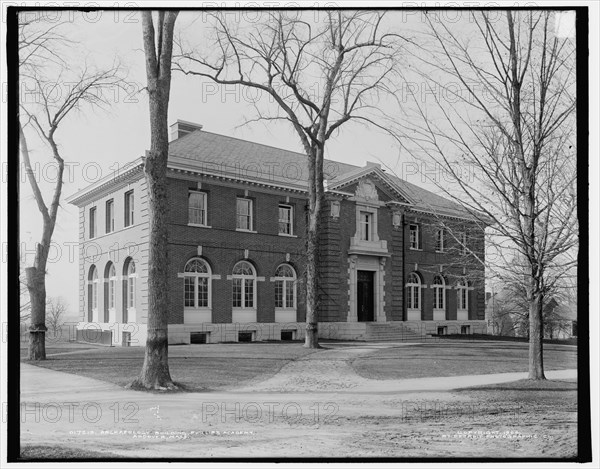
[435,250,446,254]
[236,229,258,234]
[278,233,297,238]
[188,223,212,228]
[184,307,212,311]
[409,247,423,251]
[87,223,135,241]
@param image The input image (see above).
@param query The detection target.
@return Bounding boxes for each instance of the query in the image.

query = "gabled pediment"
[328,166,414,205]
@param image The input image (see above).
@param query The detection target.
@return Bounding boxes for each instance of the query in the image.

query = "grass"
[452,378,578,422]
[22,339,577,390]
[20,445,124,459]
[22,342,316,391]
[351,340,576,380]
[441,333,578,346]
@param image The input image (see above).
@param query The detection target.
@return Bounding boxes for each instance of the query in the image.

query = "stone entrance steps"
[364,322,431,342]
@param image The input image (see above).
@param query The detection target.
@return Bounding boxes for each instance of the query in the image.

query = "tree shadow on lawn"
[452,379,578,407]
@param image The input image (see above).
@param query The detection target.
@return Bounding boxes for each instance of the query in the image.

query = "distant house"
[485,289,577,339]
[66,120,488,345]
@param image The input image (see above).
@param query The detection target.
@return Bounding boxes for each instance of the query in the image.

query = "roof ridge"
[173,129,362,170]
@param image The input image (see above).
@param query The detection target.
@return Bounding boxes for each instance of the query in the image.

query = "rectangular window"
[275,281,284,308]
[89,207,97,239]
[460,288,467,310]
[189,191,207,225]
[360,212,371,241]
[409,224,420,249]
[109,280,115,309]
[285,282,294,308]
[197,277,208,307]
[92,282,98,310]
[434,287,445,309]
[278,205,293,235]
[408,286,419,309]
[124,190,134,227]
[236,198,253,231]
[232,278,243,308]
[436,228,445,252]
[244,279,254,308]
[105,199,114,233]
[184,277,195,307]
[128,278,135,308]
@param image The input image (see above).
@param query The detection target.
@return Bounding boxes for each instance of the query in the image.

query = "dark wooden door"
[357,270,374,322]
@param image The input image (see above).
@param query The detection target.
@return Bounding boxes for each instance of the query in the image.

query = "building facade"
[67,121,488,345]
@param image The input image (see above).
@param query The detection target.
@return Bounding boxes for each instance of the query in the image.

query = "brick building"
[66,120,487,345]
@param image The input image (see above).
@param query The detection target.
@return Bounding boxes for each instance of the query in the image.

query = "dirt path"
[19,342,578,458]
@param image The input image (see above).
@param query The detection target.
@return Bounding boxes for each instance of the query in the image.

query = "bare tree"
[129,11,179,390]
[19,17,125,360]
[400,11,577,379]
[46,296,67,336]
[175,11,404,348]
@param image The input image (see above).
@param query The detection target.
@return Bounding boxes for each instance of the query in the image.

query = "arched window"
[123,258,136,323]
[87,265,98,322]
[274,264,296,309]
[108,264,116,309]
[104,262,116,323]
[406,272,421,310]
[433,275,445,310]
[184,258,211,308]
[457,278,469,311]
[232,261,256,309]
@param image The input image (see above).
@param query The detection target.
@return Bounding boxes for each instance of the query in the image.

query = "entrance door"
[357,270,374,322]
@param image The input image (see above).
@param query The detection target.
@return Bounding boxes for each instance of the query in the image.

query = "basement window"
[238,331,254,343]
[461,325,471,335]
[191,332,208,344]
[281,330,296,341]
[437,326,448,336]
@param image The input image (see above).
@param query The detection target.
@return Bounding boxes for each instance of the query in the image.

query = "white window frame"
[409,224,420,250]
[126,260,136,311]
[433,275,446,317]
[278,204,294,236]
[188,191,208,227]
[406,272,421,310]
[89,207,97,239]
[88,266,99,321]
[232,261,256,310]
[274,264,297,310]
[460,232,468,255]
[106,199,114,233]
[124,190,134,227]
[108,264,116,310]
[435,228,445,253]
[457,278,469,311]
[236,198,254,232]
[359,211,372,241]
[183,257,212,309]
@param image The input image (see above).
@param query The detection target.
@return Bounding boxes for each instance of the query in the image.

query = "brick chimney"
[169,120,203,141]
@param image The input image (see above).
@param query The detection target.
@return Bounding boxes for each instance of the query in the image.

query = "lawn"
[20,445,124,460]
[21,342,317,391]
[351,340,577,380]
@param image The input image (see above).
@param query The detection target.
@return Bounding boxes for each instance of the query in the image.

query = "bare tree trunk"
[305,213,320,348]
[304,145,324,349]
[528,292,546,379]
[131,11,178,390]
[26,259,46,360]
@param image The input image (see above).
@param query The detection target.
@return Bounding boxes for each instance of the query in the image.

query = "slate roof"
[169,129,475,220]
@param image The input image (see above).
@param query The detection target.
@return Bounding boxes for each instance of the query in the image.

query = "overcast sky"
[7,6,587,315]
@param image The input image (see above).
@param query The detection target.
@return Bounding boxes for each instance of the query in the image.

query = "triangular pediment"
[328,166,414,205]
